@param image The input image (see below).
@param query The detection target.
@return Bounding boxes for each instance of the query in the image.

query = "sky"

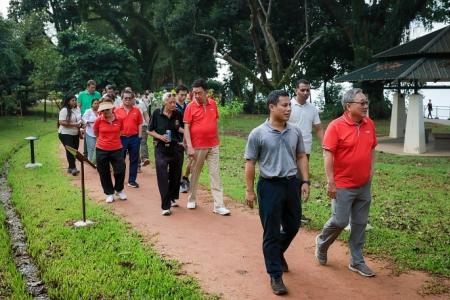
[1,1,449,114]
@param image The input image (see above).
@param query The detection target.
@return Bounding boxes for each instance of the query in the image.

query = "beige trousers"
[187,146,225,208]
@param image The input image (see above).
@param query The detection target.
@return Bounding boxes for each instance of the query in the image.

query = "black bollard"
[24,136,42,168]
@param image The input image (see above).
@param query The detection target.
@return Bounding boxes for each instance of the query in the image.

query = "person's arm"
[323,149,336,199]
[245,160,257,209]
[93,118,100,137]
[184,123,195,156]
[370,149,375,179]
[143,111,150,125]
[148,130,169,143]
[296,153,310,201]
[314,123,324,145]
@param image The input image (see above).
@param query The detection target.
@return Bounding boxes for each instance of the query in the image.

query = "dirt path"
[60,145,448,299]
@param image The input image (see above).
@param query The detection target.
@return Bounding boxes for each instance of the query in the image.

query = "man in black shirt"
[148,92,184,215]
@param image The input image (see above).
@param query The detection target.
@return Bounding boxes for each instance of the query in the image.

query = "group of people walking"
[58,78,231,216]
[58,78,377,296]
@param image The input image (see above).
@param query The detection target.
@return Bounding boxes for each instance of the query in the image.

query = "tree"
[193,0,321,95]
[317,0,450,118]
[57,28,142,95]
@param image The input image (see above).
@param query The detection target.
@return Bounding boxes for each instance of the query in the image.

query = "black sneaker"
[280,255,289,272]
[127,181,139,188]
[270,277,288,295]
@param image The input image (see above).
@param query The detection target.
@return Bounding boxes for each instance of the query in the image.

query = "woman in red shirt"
[93,96,127,203]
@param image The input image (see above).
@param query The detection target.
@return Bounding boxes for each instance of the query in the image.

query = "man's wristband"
[301,180,311,186]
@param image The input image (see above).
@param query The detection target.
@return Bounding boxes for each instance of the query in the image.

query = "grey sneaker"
[180,180,188,193]
[348,263,375,277]
[315,235,327,265]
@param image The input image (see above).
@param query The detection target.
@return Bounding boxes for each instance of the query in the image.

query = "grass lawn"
[0,116,55,299]
[214,114,449,276]
[6,132,210,299]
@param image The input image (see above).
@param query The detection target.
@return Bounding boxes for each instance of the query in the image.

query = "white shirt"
[288,98,321,154]
[58,107,82,135]
[82,108,99,137]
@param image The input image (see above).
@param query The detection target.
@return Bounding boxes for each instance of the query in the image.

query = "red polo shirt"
[323,113,377,188]
[115,106,143,136]
[183,98,219,148]
[93,114,123,151]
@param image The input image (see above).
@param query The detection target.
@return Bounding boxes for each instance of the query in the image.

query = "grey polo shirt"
[244,120,305,178]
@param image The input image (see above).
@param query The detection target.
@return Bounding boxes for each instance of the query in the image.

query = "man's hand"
[246,190,257,209]
[301,183,310,201]
[187,145,195,157]
[327,181,336,199]
[159,134,170,143]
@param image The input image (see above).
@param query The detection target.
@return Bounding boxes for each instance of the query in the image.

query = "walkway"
[62,145,448,299]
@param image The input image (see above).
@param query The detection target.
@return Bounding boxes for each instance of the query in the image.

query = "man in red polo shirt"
[315,88,377,277]
[115,90,143,188]
[183,79,230,215]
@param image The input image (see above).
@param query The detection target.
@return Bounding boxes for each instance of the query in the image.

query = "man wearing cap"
[315,88,377,277]
[115,90,143,188]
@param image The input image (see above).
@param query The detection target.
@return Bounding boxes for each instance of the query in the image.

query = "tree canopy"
[1,0,449,116]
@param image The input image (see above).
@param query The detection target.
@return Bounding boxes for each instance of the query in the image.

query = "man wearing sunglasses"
[315,88,377,277]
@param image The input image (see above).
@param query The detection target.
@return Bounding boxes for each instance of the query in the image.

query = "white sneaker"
[213,207,230,216]
[116,190,127,200]
[186,201,196,209]
[161,209,171,216]
[171,200,179,207]
[105,194,114,203]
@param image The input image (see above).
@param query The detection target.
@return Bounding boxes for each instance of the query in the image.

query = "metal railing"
[423,105,450,120]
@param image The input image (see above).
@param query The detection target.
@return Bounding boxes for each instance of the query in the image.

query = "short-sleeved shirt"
[288,99,321,154]
[183,98,219,148]
[58,107,81,135]
[322,113,377,189]
[115,106,143,137]
[93,114,123,151]
[245,120,305,178]
[149,108,183,144]
[77,90,101,115]
[82,108,99,137]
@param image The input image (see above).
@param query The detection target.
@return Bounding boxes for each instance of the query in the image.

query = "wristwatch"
[301,180,311,185]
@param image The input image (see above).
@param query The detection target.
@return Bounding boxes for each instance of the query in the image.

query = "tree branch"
[278,34,321,87]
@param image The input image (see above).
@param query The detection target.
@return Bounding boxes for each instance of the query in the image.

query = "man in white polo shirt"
[289,79,324,158]
[289,79,323,224]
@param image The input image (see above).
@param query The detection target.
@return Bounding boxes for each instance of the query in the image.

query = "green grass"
[0,116,56,299]
[215,114,449,276]
[6,133,210,299]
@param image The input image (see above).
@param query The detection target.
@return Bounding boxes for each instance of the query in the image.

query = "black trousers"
[154,144,184,210]
[58,133,79,169]
[96,148,125,195]
[257,176,301,278]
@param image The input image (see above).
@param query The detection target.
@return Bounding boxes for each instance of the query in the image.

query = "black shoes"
[280,255,289,272]
[270,277,288,295]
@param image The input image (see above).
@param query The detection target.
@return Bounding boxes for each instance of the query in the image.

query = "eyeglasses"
[348,101,369,106]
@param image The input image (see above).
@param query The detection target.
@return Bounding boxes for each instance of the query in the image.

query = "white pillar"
[389,92,406,138]
[404,93,426,154]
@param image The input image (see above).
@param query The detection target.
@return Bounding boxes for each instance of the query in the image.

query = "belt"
[261,175,297,180]
[121,134,138,138]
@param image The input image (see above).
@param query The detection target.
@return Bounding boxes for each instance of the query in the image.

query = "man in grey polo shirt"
[245,90,310,296]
